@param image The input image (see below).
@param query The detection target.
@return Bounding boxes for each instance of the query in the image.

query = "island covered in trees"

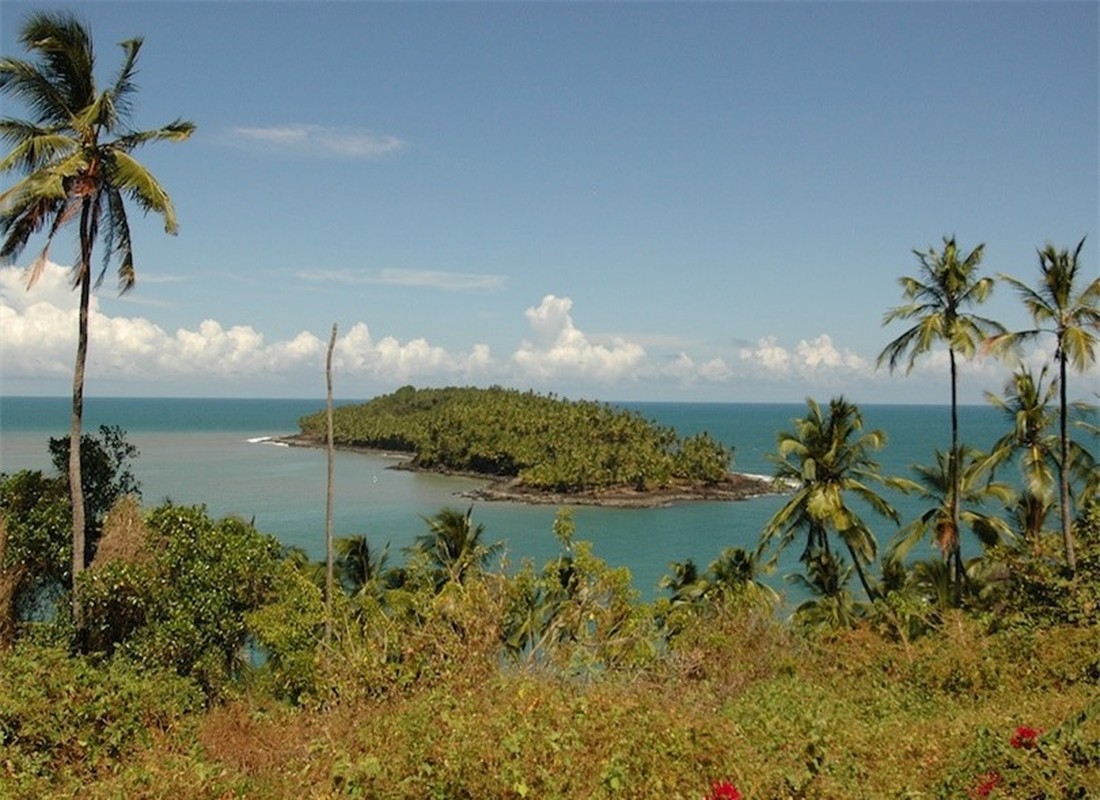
[291,385,776,506]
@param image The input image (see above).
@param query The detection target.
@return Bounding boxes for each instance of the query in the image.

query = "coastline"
[273,433,783,508]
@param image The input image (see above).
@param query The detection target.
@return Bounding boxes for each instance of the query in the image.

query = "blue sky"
[1,1,1097,404]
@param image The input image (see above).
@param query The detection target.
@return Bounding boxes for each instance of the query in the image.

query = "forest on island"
[2,10,1099,800]
[297,385,733,492]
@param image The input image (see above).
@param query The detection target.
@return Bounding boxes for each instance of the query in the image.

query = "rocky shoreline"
[274,433,783,508]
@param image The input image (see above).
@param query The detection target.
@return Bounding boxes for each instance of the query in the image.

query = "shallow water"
[0,396,1023,600]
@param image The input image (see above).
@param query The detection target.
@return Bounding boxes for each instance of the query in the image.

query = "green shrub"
[79,503,283,698]
[0,644,200,786]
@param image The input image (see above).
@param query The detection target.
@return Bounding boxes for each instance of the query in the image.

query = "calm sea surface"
[0,396,1011,601]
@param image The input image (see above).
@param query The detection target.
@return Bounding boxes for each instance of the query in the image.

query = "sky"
[1,1,1097,405]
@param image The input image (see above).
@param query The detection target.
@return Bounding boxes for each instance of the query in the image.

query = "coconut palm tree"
[878,237,1004,587]
[759,397,908,601]
[787,550,861,631]
[704,547,778,610]
[888,447,1014,603]
[0,12,194,609]
[984,366,1060,540]
[409,506,503,585]
[991,239,1099,572]
[659,559,705,607]
[335,535,393,597]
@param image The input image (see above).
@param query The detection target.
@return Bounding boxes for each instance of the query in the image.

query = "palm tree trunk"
[1058,352,1077,574]
[844,539,877,602]
[70,205,93,628]
[949,349,963,602]
[324,323,337,645]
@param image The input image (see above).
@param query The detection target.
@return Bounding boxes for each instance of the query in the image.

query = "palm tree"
[0,12,194,610]
[659,559,705,608]
[759,397,907,601]
[409,506,502,585]
[334,535,393,601]
[704,547,778,610]
[878,236,1004,587]
[787,550,861,631]
[887,446,1014,602]
[991,239,1099,572]
[984,366,1059,540]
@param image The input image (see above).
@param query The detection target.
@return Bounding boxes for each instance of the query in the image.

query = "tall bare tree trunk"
[70,208,93,628]
[324,323,337,645]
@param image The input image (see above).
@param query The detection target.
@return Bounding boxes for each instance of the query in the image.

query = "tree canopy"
[299,386,732,493]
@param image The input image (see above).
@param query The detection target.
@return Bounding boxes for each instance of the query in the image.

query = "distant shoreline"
[272,433,783,508]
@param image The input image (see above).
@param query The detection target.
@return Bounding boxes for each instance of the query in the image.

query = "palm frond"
[107,37,143,122]
[103,148,179,233]
[18,11,97,114]
[101,186,135,292]
[114,119,196,150]
[0,126,78,173]
[0,56,74,128]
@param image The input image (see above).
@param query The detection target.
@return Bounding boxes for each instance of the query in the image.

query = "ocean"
[0,396,1013,601]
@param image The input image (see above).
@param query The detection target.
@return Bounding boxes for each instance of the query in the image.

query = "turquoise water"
[0,396,1013,600]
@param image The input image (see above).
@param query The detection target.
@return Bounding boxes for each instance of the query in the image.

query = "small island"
[290,385,778,507]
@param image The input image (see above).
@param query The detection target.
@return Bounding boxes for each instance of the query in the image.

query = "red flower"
[1010,725,1041,750]
[969,771,1002,798]
[706,780,743,800]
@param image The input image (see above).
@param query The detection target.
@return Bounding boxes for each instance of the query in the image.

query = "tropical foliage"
[878,236,1004,592]
[2,485,1099,798]
[991,238,1100,573]
[0,425,141,644]
[758,396,909,601]
[0,12,194,605]
[299,385,733,492]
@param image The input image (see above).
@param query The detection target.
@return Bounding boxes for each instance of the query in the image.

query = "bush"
[0,470,71,640]
[79,503,284,698]
[0,643,200,788]
[983,501,1100,628]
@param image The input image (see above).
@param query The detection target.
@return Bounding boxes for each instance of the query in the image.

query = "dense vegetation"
[298,385,733,492]
[3,12,1100,800]
[2,478,1099,798]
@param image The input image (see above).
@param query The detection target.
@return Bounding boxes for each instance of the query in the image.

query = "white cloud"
[6,264,1056,402]
[335,322,492,381]
[737,334,872,381]
[0,263,489,388]
[660,352,733,385]
[512,295,646,382]
[795,334,869,372]
[739,336,792,374]
[228,124,404,159]
[296,267,506,292]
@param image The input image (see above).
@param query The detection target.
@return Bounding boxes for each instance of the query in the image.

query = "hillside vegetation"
[1,494,1098,799]
[298,386,733,493]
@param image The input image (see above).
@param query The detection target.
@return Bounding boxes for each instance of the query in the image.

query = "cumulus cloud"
[335,322,494,381]
[739,336,792,374]
[512,295,646,382]
[739,334,870,381]
[0,263,492,389]
[7,264,1021,400]
[796,334,869,371]
[228,124,404,159]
